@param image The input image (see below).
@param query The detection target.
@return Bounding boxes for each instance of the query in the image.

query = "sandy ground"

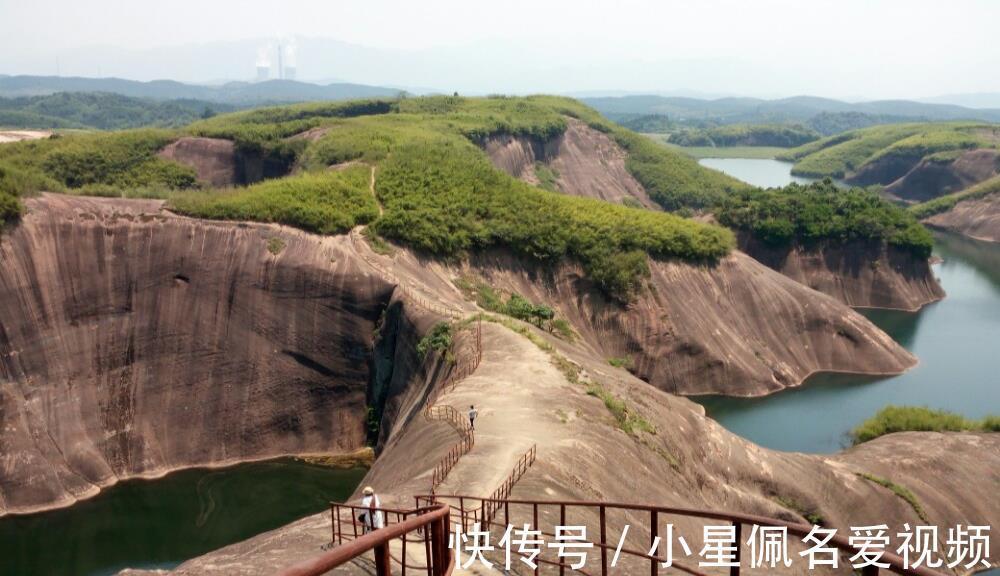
[0,130,51,144]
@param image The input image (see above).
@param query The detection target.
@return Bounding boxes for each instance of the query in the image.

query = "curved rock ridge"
[0,194,915,515]
[0,195,401,515]
[453,250,915,396]
[144,318,997,576]
[925,193,1000,243]
[483,118,660,209]
[884,149,1000,203]
[737,236,945,311]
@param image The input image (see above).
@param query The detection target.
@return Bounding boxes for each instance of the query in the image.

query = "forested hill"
[0,76,405,105]
[0,93,237,130]
[586,94,1000,136]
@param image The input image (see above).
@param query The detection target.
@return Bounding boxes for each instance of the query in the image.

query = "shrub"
[851,406,999,445]
[416,322,453,358]
[717,180,934,258]
[169,167,378,235]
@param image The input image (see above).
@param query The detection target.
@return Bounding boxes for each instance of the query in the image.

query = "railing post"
[650,509,658,576]
[374,540,391,576]
[460,497,466,532]
[401,517,408,576]
[731,521,741,576]
[600,504,608,576]
[424,515,433,576]
[559,504,567,576]
[533,503,540,576]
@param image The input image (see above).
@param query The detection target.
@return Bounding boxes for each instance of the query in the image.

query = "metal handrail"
[411,495,946,576]
[278,502,453,576]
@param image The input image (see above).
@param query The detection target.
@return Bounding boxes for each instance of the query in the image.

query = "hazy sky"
[2,0,998,99]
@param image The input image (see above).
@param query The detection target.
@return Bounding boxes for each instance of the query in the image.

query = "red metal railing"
[423,317,483,493]
[278,502,453,576]
[350,230,463,319]
[411,496,946,576]
[427,406,475,493]
[417,443,538,532]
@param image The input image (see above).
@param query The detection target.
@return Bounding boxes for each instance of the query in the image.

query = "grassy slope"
[0,96,734,298]
[852,406,999,445]
[777,122,999,179]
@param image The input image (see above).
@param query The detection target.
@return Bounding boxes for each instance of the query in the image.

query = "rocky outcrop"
[456,250,915,396]
[483,119,660,209]
[925,192,1000,243]
[0,194,918,515]
[157,136,296,187]
[738,236,945,311]
[885,149,1000,203]
[148,319,998,576]
[157,137,239,187]
[0,195,401,515]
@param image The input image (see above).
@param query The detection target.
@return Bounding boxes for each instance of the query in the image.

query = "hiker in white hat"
[359,486,384,533]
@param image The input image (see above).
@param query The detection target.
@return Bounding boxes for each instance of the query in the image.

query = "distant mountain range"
[0,75,406,105]
[582,95,1000,131]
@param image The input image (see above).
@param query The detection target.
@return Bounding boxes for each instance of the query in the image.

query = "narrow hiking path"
[369,164,384,217]
[432,322,565,497]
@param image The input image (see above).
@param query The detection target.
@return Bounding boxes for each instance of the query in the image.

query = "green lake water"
[694,157,1000,454]
[0,459,366,576]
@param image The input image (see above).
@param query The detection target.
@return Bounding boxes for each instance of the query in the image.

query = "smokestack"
[277,44,284,80]
[255,44,271,82]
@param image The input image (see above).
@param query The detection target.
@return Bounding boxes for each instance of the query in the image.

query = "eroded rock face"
[148,318,998,576]
[0,195,392,515]
[483,119,660,209]
[884,149,1000,203]
[925,193,1000,243]
[157,137,239,187]
[738,236,945,311]
[456,249,915,396]
[0,193,919,515]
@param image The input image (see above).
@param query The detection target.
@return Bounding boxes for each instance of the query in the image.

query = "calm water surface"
[0,459,366,576]
[699,157,818,188]
[695,157,1000,454]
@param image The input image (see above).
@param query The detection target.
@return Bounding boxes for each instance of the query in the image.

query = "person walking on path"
[468,405,478,431]
[359,486,384,533]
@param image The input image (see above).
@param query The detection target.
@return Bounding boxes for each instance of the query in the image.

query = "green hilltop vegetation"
[0,96,737,298]
[0,95,939,294]
[777,122,1000,179]
[909,174,1000,219]
[717,180,934,257]
[851,406,1000,445]
[669,123,820,148]
[0,92,236,130]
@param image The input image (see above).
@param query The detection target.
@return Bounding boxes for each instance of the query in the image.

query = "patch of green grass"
[607,357,633,369]
[856,473,928,523]
[717,180,934,258]
[362,227,395,256]
[266,237,285,255]
[416,321,453,359]
[455,277,574,339]
[170,167,378,235]
[909,175,1000,219]
[534,162,560,191]
[772,495,825,526]
[586,383,656,436]
[850,406,999,444]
